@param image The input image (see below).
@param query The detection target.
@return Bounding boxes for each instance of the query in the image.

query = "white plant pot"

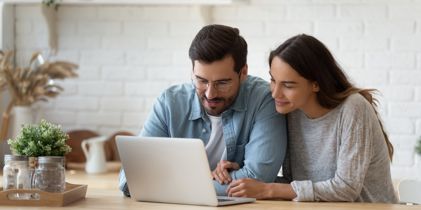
[10,106,34,139]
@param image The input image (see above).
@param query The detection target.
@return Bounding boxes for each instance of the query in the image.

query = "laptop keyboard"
[218,198,234,202]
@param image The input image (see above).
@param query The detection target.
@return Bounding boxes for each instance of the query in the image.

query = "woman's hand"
[211,160,240,184]
[226,178,271,199]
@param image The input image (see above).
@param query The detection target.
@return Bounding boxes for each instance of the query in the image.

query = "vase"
[10,106,34,139]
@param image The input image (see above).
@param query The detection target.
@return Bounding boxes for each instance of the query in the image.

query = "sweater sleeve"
[291,97,375,202]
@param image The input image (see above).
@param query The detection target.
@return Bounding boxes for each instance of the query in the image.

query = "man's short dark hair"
[188,24,247,73]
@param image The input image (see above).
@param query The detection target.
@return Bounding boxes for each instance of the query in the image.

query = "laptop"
[116,136,256,206]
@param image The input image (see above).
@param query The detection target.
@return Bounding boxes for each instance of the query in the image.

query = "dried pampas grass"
[0,51,78,140]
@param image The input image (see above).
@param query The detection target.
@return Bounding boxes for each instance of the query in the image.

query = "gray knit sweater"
[284,94,397,203]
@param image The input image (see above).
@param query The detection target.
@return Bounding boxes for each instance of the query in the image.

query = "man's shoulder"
[161,83,195,98]
[242,75,271,98]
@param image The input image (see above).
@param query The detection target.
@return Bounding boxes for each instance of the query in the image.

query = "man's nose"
[205,83,217,99]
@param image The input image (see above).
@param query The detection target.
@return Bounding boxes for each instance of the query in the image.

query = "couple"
[119,24,397,203]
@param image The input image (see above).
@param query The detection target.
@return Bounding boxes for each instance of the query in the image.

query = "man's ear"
[312,81,320,92]
[240,64,248,82]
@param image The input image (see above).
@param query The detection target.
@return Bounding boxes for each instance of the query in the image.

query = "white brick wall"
[11,0,421,180]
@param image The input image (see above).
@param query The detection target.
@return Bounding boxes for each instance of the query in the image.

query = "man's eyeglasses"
[191,77,234,93]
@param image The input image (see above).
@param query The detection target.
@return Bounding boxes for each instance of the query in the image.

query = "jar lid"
[4,154,28,162]
[38,156,65,164]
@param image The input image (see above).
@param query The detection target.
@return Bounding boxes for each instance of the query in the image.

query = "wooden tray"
[0,183,87,206]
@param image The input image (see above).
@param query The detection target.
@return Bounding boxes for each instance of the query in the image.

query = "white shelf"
[3,0,244,5]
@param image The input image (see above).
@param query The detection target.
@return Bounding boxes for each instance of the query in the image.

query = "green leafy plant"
[8,119,71,157]
[42,0,59,8]
[416,136,421,156]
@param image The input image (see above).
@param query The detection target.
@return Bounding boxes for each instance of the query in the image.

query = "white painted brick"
[315,21,363,37]
[237,6,287,21]
[417,87,421,102]
[59,37,101,50]
[169,21,202,36]
[43,111,78,125]
[102,66,147,81]
[390,102,421,118]
[122,112,149,127]
[366,52,415,69]
[78,81,124,96]
[144,97,158,113]
[77,65,101,80]
[377,86,414,102]
[142,6,195,21]
[123,21,168,36]
[50,50,80,63]
[15,21,32,35]
[147,37,192,50]
[97,6,144,20]
[77,112,121,126]
[287,5,336,20]
[392,149,415,167]
[54,97,99,111]
[247,37,283,52]
[418,54,421,69]
[127,50,172,66]
[212,6,238,21]
[346,69,388,86]
[63,124,99,133]
[365,21,415,37]
[172,51,191,66]
[392,36,421,51]
[15,34,48,50]
[125,81,169,97]
[77,21,122,36]
[15,5,43,20]
[102,37,146,50]
[56,80,78,96]
[100,98,144,111]
[384,118,414,135]
[389,5,421,20]
[339,37,388,51]
[80,50,125,65]
[265,21,313,37]
[216,21,265,37]
[416,120,421,134]
[315,35,339,52]
[98,126,133,136]
[390,71,421,85]
[339,5,387,20]
[58,6,97,21]
[147,66,190,82]
[335,52,364,69]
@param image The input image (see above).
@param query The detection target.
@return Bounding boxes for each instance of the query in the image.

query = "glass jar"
[2,155,31,190]
[33,156,65,193]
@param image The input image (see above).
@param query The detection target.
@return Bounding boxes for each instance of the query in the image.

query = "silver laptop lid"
[116,136,220,206]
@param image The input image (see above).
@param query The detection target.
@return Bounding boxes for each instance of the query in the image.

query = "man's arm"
[214,98,288,195]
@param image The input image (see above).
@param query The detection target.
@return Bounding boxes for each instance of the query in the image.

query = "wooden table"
[0,170,419,209]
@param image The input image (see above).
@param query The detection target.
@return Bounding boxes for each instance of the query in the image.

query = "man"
[119,24,287,196]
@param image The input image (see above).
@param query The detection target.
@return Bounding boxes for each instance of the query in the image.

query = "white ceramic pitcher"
[81,136,108,174]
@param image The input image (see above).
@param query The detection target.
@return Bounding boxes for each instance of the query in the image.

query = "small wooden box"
[0,183,87,206]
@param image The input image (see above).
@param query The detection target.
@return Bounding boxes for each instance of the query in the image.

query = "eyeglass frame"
[191,70,243,93]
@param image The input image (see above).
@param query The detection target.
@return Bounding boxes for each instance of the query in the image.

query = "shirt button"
[202,129,206,133]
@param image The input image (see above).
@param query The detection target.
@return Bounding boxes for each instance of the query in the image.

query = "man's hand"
[211,160,240,184]
[226,178,270,199]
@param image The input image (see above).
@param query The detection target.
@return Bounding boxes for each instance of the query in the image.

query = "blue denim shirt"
[119,75,287,196]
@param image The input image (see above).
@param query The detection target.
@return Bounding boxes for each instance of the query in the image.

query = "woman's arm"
[227,178,296,200]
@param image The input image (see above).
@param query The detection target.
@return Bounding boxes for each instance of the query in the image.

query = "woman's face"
[269,56,319,115]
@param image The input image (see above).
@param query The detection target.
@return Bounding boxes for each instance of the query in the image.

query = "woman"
[225,34,398,203]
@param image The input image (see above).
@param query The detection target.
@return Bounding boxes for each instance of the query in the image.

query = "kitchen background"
[1,0,421,180]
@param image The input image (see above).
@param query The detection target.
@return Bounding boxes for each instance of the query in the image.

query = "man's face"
[192,56,247,116]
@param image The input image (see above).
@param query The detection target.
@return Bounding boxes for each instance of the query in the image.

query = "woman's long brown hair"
[269,34,393,161]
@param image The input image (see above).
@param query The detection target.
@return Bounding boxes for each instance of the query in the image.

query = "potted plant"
[7,119,71,192]
[416,136,421,156]
[8,119,71,158]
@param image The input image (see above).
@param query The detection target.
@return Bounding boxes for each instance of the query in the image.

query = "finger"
[212,170,222,184]
[215,170,225,184]
[227,182,245,197]
[221,169,231,184]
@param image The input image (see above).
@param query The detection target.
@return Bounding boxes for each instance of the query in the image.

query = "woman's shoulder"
[341,93,372,111]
